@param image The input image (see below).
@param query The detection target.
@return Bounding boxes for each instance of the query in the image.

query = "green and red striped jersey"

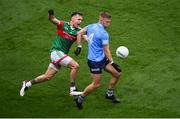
[50,21,81,54]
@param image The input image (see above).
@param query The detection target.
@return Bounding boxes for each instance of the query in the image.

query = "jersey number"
[88,33,94,44]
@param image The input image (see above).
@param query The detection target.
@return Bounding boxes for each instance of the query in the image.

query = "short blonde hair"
[99,12,111,19]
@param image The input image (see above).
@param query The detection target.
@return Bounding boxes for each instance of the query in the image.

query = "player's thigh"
[45,65,58,78]
[91,73,102,85]
[51,50,72,67]
[67,59,79,69]
[105,63,120,77]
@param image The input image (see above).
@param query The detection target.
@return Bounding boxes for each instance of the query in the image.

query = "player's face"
[71,15,83,28]
[102,18,111,28]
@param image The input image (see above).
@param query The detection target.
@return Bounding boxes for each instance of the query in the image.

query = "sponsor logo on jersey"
[57,29,76,41]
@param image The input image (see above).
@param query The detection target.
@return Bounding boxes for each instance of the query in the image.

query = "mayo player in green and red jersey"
[20,10,87,96]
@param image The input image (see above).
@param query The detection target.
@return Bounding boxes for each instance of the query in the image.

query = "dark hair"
[71,12,83,17]
[100,11,111,19]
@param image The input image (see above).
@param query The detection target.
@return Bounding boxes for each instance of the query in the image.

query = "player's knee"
[113,71,121,79]
[72,63,79,70]
[44,75,52,81]
[75,63,79,69]
[93,82,101,88]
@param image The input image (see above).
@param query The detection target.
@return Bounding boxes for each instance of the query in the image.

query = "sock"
[70,86,76,92]
[77,95,84,103]
[30,78,38,85]
[70,82,76,92]
[106,89,114,97]
[25,81,32,87]
[70,82,75,87]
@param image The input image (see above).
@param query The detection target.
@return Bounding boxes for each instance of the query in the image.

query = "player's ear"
[99,16,102,21]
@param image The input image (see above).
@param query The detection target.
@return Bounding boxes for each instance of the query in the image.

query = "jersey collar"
[68,22,75,30]
[97,22,105,29]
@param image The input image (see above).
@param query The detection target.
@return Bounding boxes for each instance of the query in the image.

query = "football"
[116,46,129,58]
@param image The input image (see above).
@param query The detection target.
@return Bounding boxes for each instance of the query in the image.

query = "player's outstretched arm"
[48,9,60,25]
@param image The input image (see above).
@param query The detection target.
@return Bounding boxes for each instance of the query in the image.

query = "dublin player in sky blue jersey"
[74,12,122,109]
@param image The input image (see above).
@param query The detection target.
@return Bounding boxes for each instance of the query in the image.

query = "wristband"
[78,45,82,48]
[110,60,114,64]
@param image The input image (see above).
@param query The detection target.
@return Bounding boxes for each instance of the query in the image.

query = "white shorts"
[49,50,72,71]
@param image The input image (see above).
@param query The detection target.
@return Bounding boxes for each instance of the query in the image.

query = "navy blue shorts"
[88,57,109,74]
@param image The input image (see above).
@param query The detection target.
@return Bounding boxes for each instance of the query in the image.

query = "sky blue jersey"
[85,23,109,62]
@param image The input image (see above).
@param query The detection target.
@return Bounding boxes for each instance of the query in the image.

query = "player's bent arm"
[103,45,113,63]
[77,28,87,46]
[74,28,87,55]
[104,45,121,72]
[48,9,61,25]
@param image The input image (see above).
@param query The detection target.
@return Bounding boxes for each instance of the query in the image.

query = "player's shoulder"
[57,20,66,28]
[86,23,99,29]
[100,29,109,38]
[92,23,99,27]
[62,21,68,25]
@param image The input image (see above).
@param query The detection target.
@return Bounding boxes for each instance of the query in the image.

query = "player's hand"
[48,9,54,15]
[111,62,122,72]
[74,46,82,56]
[48,9,54,19]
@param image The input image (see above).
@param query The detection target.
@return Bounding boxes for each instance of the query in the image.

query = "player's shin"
[108,76,119,89]
[82,82,100,97]
[69,64,79,92]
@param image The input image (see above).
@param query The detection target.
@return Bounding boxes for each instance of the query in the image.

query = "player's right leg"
[67,60,79,92]
[20,65,58,96]
[51,50,80,93]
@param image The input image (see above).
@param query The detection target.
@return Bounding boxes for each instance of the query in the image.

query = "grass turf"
[0,0,180,117]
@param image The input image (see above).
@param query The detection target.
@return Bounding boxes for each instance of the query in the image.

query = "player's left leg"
[75,73,102,109]
[104,63,121,103]
[75,59,103,109]
[20,65,58,96]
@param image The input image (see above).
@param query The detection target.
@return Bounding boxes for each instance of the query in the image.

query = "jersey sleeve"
[84,24,91,33]
[102,32,109,45]
[57,21,64,29]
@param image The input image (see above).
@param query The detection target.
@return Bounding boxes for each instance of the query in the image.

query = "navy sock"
[77,95,84,103]
[107,89,114,96]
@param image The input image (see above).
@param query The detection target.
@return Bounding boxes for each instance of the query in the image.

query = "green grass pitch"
[0,0,180,117]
